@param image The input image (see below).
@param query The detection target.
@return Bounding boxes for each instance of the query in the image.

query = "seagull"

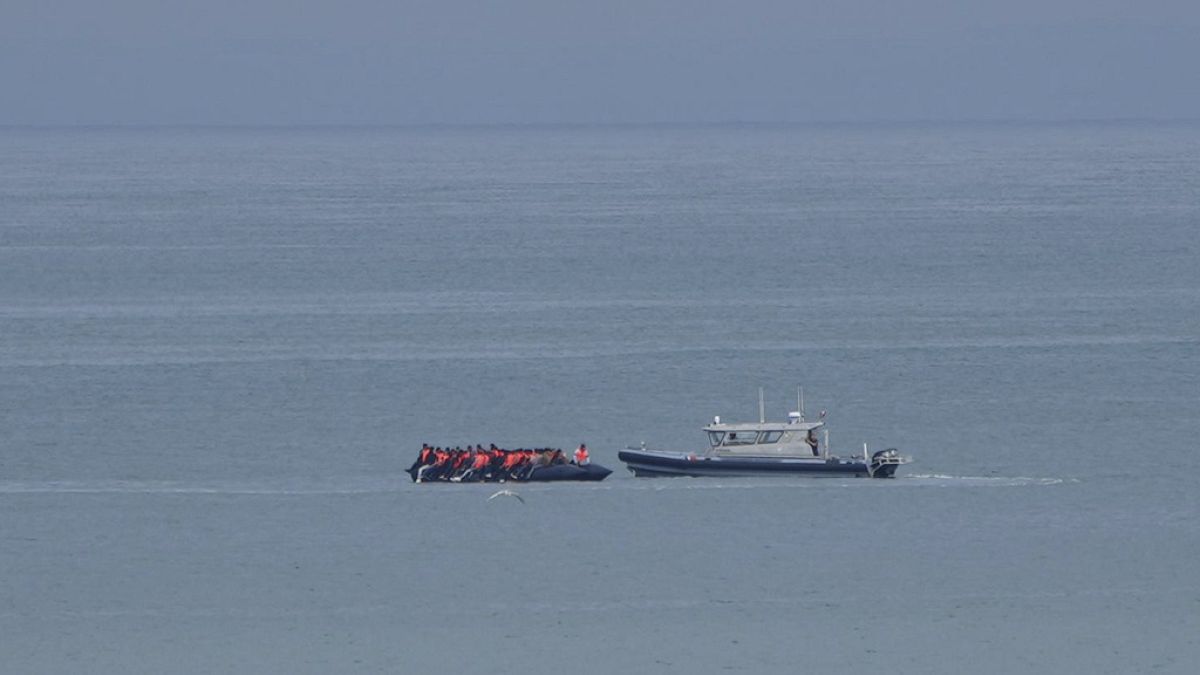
[487,489,525,504]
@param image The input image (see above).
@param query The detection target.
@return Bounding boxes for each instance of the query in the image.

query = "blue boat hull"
[618,449,899,478]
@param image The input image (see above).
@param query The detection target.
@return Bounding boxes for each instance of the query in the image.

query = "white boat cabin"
[702,411,827,458]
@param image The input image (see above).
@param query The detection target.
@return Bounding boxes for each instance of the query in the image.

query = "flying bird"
[488,489,525,504]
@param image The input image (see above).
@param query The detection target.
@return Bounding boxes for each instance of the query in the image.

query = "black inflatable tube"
[406,463,612,483]
[523,463,612,482]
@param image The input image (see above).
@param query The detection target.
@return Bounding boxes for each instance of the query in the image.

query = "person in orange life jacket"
[408,443,431,473]
[487,444,505,475]
[573,444,590,466]
[502,450,522,476]
[513,449,534,478]
[412,444,437,481]
[429,447,450,480]
[470,449,490,477]
[442,447,458,480]
[461,445,483,480]
[454,446,474,481]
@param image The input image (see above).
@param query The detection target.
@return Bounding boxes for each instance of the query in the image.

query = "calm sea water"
[2,123,1198,673]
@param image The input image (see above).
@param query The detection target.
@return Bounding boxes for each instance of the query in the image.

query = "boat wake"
[532,473,1074,492]
[903,473,1074,487]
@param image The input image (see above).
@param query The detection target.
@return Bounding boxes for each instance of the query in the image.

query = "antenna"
[758,387,765,423]
[799,386,805,421]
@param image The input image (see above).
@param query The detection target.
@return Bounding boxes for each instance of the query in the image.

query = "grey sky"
[2,0,1197,125]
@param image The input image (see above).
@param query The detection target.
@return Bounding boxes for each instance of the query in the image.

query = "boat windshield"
[710,430,785,446]
[724,432,756,446]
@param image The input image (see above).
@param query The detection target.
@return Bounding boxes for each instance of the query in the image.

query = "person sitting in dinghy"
[462,447,491,482]
[425,447,451,481]
[408,444,432,475]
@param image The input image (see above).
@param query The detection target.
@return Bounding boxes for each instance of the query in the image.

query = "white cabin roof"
[703,421,824,433]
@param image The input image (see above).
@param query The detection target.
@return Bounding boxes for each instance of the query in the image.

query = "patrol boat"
[618,390,910,478]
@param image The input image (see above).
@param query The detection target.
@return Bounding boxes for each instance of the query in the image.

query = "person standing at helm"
[574,443,590,466]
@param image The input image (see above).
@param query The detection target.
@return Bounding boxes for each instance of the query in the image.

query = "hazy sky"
[2,0,1197,125]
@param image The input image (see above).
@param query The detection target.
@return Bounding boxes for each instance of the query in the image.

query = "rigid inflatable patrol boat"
[618,390,911,479]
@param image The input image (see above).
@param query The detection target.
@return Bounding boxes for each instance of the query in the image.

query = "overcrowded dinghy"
[407,444,611,483]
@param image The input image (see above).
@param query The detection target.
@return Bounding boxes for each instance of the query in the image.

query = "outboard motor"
[869,448,904,478]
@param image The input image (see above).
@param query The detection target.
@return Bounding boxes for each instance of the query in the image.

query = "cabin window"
[707,431,724,447]
[725,432,756,446]
[758,431,783,444]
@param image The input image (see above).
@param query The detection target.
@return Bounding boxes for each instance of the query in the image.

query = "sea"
[1,122,1197,673]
